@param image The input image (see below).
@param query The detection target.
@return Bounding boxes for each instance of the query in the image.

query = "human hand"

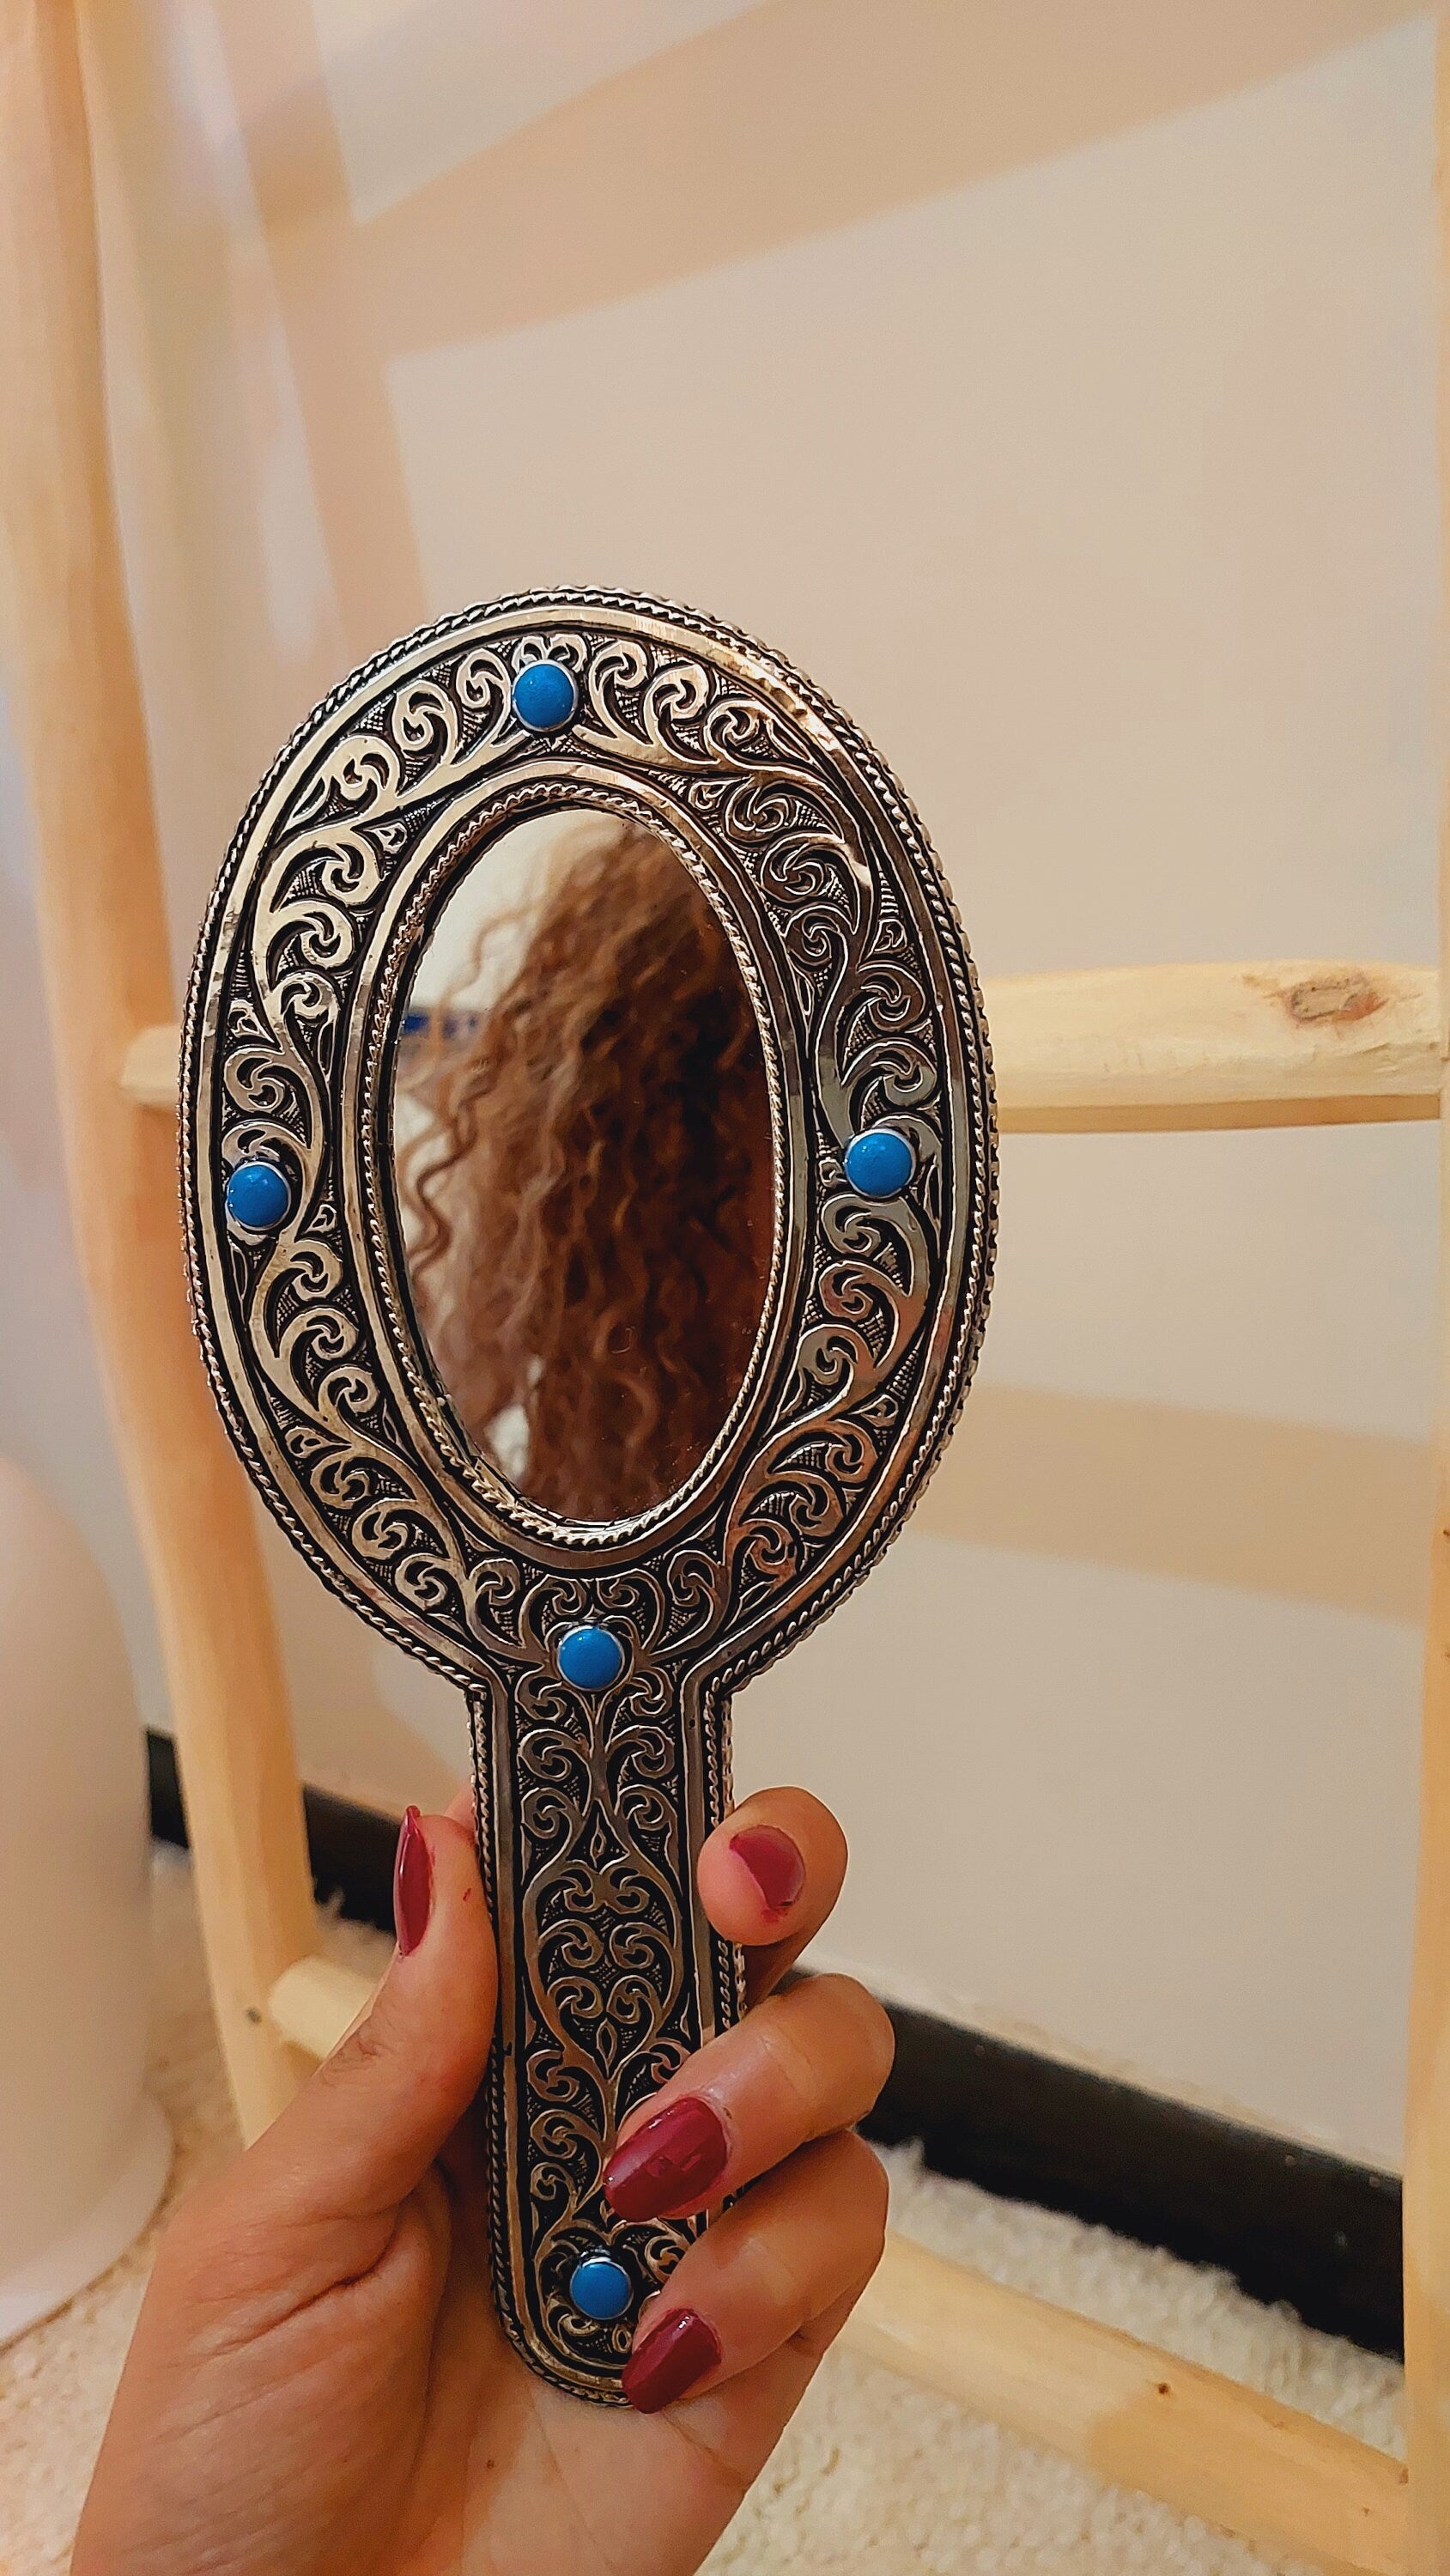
[74,1787,893,2576]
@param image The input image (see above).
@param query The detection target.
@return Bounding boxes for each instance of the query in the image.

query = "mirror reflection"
[394,810,774,1522]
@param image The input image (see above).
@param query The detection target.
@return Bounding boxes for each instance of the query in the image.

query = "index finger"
[697,1787,846,2002]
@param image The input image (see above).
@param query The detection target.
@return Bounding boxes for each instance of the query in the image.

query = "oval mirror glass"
[392,808,774,1522]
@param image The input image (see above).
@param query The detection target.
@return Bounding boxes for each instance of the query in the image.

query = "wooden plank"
[1404,16,1450,2565]
[988,959,1438,1131]
[269,1955,378,2057]
[0,0,316,2142]
[121,958,1441,1132]
[122,1018,187,1110]
[845,2233,1406,2576]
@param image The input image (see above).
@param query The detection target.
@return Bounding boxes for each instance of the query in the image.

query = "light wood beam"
[1404,15,1450,2564]
[123,959,1441,1133]
[0,0,317,2142]
[846,2234,1405,2576]
[268,1954,379,2058]
[988,958,1437,1131]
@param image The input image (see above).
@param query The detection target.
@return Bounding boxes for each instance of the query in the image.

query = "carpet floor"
[0,1849,1404,2574]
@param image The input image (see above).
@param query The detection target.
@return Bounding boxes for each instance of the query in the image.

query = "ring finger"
[620,2131,888,2413]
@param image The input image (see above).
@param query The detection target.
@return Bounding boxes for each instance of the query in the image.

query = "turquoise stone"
[225,1160,292,1230]
[558,1624,626,1690]
[570,2252,633,2321]
[511,659,579,732]
[843,1126,915,1198]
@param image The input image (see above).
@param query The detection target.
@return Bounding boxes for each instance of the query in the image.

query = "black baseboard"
[146,1730,1403,2359]
[148,1728,402,1934]
[864,2002,1401,2357]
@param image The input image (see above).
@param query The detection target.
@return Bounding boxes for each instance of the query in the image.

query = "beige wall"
[0,0,1437,2166]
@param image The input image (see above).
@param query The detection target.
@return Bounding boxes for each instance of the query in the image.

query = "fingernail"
[731,1823,805,1919]
[604,2095,728,2219]
[622,2307,721,2413]
[393,1807,433,1956]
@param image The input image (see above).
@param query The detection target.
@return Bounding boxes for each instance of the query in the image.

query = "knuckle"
[317,1986,480,2116]
[839,2130,890,2245]
[746,1975,895,2129]
[806,1974,896,2097]
[747,1996,822,2123]
[313,2007,391,2087]
[735,2215,811,2328]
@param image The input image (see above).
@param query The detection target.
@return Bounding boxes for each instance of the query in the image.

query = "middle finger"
[603,1972,894,2221]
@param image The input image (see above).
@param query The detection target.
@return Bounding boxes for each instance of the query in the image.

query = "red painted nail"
[622,2307,721,2413]
[731,1823,805,1919]
[604,2095,728,2219]
[393,1807,433,1957]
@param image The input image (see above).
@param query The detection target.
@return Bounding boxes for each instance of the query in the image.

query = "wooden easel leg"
[0,0,316,2141]
[1405,1074,1450,2534]
[1408,1501,1450,2568]
[1404,18,1450,2556]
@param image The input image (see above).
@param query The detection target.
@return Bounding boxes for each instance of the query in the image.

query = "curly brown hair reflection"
[397,818,773,1521]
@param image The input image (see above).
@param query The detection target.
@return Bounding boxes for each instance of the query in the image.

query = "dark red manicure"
[622,2307,721,2413]
[604,2095,728,2218]
[731,1823,805,1919]
[393,1806,433,1956]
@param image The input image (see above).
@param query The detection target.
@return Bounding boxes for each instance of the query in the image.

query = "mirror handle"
[467,1668,743,2398]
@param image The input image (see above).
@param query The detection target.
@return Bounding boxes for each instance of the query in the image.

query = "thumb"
[240,1807,497,2230]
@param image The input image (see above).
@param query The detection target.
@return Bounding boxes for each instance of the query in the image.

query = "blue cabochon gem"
[557,1624,626,1691]
[843,1125,915,1199]
[511,659,579,732]
[224,1159,293,1231]
[569,2252,633,2323]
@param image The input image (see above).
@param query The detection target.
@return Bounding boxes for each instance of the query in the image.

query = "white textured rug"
[0,1850,1404,2575]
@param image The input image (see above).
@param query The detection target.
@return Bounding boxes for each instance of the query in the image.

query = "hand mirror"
[182,587,996,2400]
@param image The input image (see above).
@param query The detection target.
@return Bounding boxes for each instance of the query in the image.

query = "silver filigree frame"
[181,587,997,2399]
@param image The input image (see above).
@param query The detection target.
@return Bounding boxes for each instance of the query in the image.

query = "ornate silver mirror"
[182,587,996,2401]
